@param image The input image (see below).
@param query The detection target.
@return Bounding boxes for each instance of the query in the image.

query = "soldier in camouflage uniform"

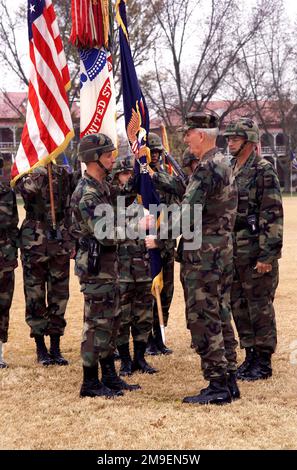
[16,156,77,366]
[224,118,283,381]
[145,132,175,356]
[112,156,157,376]
[145,112,239,405]
[0,174,19,369]
[71,134,141,398]
[180,147,238,367]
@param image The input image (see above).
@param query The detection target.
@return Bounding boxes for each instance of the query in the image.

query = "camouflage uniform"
[231,152,283,354]
[71,172,122,367]
[71,136,142,397]
[117,238,152,346]
[0,182,18,345]
[224,118,283,380]
[17,165,75,340]
[109,156,157,375]
[155,148,238,379]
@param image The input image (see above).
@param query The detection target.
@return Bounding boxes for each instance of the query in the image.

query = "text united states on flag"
[11,0,74,185]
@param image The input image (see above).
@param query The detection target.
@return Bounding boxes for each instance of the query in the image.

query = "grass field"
[1,198,297,450]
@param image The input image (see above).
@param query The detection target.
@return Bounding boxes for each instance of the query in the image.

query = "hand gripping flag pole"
[116,0,166,343]
[11,0,74,238]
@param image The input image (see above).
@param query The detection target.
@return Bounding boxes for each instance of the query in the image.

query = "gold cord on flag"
[101,0,110,48]
[115,0,129,42]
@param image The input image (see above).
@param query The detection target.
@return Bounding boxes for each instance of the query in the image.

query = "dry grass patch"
[0,199,297,450]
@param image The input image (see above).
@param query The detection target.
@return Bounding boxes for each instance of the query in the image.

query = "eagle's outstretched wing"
[127,104,141,144]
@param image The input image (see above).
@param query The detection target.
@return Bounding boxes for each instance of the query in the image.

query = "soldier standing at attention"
[16,156,76,366]
[112,156,157,376]
[224,118,283,381]
[71,134,142,398]
[0,169,19,369]
[145,112,239,405]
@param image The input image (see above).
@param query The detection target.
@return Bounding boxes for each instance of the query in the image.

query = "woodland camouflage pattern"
[16,164,76,338]
[231,152,283,353]
[71,172,121,367]
[155,147,238,379]
[0,182,18,343]
[117,237,153,346]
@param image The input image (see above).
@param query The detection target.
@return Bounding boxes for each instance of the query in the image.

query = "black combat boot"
[132,341,158,374]
[236,347,256,379]
[227,372,241,400]
[241,351,272,381]
[80,365,123,398]
[182,377,232,405]
[154,325,173,355]
[118,343,132,377]
[100,356,141,391]
[145,332,159,356]
[35,336,54,366]
[49,334,69,366]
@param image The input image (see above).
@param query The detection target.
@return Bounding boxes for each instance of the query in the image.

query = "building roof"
[0,92,27,121]
[0,91,80,124]
[150,100,293,131]
[0,93,292,134]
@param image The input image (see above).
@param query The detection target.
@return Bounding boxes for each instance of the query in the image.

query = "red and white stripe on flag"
[11,0,74,185]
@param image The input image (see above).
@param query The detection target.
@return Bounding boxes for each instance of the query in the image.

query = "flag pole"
[155,285,166,343]
[47,162,56,230]
[290,161,293,197]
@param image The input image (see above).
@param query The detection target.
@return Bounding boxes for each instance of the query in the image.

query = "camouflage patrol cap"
[112,155,134,177]
[182,148,197,168]
[78,133,116,162]
[178,110,219,132]
[223,118,259,144]
[148,132,163,151]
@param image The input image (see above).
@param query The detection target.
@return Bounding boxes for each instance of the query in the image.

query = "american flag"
[11,0,74,184]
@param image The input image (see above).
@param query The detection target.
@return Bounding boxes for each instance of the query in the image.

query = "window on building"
[261,133,274,148]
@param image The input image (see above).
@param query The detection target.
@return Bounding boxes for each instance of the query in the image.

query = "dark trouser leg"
[116,283,132,348]
[234,263,278,381]
[22,251,49,337]
[131,282,153,344]
[81,281,120,368]
[220,262,238,373]
[231,263,255,349]
[182,266,228,381]
[0,269,14,344]
[46,252,70,337]
[240,262,278,354]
